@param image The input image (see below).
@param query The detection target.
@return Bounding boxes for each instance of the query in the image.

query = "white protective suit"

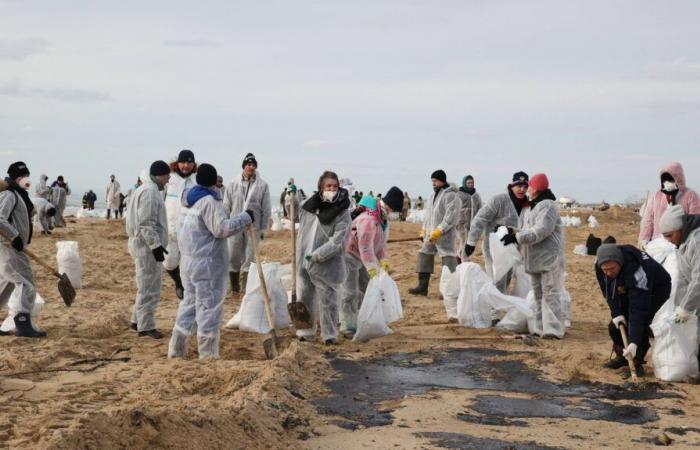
[223,172,271,273]
[125,176,168,332]
[456,190,482,260]
[35,174,52,201]
[295,193,352,342]
[674,216,700,334]
[515,196,566,338]
[0,187,37,315]
[51,183,70,227]
[106,179,121,212]
[417,184,460,273]
[32,197,55,233]
[467,190,526,292]
[163,171,196,271]
[168,190,252,359]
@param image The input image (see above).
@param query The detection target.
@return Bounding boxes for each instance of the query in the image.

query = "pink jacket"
[345,212,387,270]
[639,161,700,242]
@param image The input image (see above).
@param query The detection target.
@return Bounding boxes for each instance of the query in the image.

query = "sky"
[2,0,700,203]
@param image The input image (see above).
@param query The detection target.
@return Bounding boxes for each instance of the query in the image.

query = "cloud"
[0,79,111,102]
[163,39,222,48]
[0,38,49,60]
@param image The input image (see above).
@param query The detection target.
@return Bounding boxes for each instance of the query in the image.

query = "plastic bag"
[270,211,283,232]
[0,289,45,333]
[651,299,699,381]
[488,227,521,281]
[353,277,393,342]
[439,266,460,319]
[498,291,536,333]
[379,272,403,324]
[225,263,291,333]
[573,244,588,256]
[587,215,599,228]
[510,263,532,299]
[56,241,82,289]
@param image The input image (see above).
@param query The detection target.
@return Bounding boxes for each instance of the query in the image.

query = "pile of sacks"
[406,209,426,224]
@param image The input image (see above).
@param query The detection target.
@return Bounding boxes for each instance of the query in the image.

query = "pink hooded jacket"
[639,161,700,242]
[345,211,387,270]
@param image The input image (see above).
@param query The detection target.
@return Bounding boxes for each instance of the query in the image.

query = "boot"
[603,345,627,369]
[230,272,240,293]
[167,267,185,300]
[139,329,164,339]
[14,313,47,338]
[408,272,430,296]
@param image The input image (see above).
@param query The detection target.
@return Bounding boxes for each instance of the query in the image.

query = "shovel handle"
[618,323,638,382]
[0,229,61,278]
[387,236,424,244]
[249,226,277,337]
[290,191,297,303]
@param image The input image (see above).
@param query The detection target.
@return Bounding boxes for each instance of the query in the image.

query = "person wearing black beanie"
[195,163,217,187]
[125,160,170,339]
[408,170,459,296]
[382,186,404,213]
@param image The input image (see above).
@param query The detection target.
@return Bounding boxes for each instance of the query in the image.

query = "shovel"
[286,191,312,329]
[0,230,75,306]
[387,236,423,244]
[248,226,288,359]
[618,323,638,383]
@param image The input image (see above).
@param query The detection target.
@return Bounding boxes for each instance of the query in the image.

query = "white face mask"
[18,177,31,190]
[322,190,337,202]
[663,181,678,192]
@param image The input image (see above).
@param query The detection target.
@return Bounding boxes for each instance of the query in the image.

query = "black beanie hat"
[242,153,258,169]
[383,186,404,212]
[430,170,447,183]
[177,149,195,163]
[150,160,170,176]
[196,163,218,187]
[7,161,30,180]
[510,171,529,186]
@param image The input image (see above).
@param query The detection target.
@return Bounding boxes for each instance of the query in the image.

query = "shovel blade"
[263,334,291,360]
[58,273,76,306]
[288,301,312,330]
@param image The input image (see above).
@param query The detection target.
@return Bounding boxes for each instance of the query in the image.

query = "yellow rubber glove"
[429,227,443,243]
[380,259,390,272]
[368,268,378,278]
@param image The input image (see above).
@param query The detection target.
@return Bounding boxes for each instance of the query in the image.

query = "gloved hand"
[419,227,425,238]
[674,306,692,324]
[152,246,168,262]
[612,315,626,329]
[380,259,390,272]
[11,236,23,252]
[464,244,475,257]
[245,209,255,223]
[623,343,637,359]
[638,240,648,251]
[429,227,443,243]
[501,233,518,246]
[367,268,378,278]
[287,183,297,194]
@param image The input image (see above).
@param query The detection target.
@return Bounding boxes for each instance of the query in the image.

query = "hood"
[681,214,700,244]
[660,161,687,189]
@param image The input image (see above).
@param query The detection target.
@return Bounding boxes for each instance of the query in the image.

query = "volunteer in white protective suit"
[295,171,352,344]
[409,170,459,296]
[658,204,700,363]
[223,153,271,294]
[33,197,56,235]
[50,175,71,228]
[106,174,121,220]
[163,150,197,300]
[125,161,170,339]
[168,164,253,359]
[456,175,482,260]
[465,171,530,293]
[340,187,403,338]
[0,162,46,337]
[502,173,566,339]
[35,174,52,202]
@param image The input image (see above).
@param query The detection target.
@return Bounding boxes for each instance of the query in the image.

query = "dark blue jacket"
[595,245,672,345]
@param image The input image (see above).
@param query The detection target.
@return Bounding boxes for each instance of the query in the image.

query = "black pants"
[608,320,652,362]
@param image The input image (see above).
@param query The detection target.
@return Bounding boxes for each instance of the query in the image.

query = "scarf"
[5,178,34,244]
[303,188,350,225]
[187,185,220,205]
[459,186,476,195]
[529,188,556,209]
[508,186,530,216]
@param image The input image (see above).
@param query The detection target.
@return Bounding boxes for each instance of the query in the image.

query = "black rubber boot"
[408,272,431,296]
[14,313,47,338]
[167,267,185,300]
[138,329,164,339]
[230,272,240,293]
[603,345,627,369]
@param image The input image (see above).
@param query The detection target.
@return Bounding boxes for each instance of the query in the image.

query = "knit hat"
[7,161,30,180]
[431,170,447,183]
[510,171,529,187]
[659,204,685,233]
[196,163,217,187]
[529,173,549,192]
[150,160,170,176]
[596,244,624,267]
[383,186,404,212]
[177,149,195,163]
[242,153,258,169]
[57,175,64,182]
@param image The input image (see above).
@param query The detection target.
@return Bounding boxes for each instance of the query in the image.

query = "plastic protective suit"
[106,179,121,212]
[296,193,352,342]
[456,189,482,260]
[223,173,271,273]
[125,176,168,332]
[340,208,387,332]
[51,185,69,227]
[32,197,54,233]
[515,195,566,338]
[163,171,196,272]
[35,174,51,201]
[168,190,252,359]
[417,184,459,273]
[0,188,37,316]
[467,191,526,292]
[675,215,700,333]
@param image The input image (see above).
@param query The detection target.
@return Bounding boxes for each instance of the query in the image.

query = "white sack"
[56,241,82,289]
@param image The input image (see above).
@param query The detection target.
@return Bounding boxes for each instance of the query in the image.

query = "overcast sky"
[2,0,700,203]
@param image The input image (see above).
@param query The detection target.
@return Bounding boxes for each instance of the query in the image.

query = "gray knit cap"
[659,204,685,234]
[596,244,624,267]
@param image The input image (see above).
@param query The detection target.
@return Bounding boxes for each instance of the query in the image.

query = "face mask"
[18,177,31,190]
[663,181,678,192]
[322,190,337,202]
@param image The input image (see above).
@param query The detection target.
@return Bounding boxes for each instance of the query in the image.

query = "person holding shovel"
[223,153,271,294]
[168,164,253,359]
[595,243,671,377]
[340,187,404,338]
[295,171,351,344]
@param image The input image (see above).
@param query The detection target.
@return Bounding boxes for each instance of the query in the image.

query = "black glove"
[505,226,515,235]
[260,232,264,241]
[493,225,501,232]
[464,244,475,257]
[245,209,255,223]
[11,236,23,252]
[501,233,518,246]
[152,246,168,262]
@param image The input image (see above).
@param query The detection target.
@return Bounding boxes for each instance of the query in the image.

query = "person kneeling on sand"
[168,164,253,359]
[595,243,671,378]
